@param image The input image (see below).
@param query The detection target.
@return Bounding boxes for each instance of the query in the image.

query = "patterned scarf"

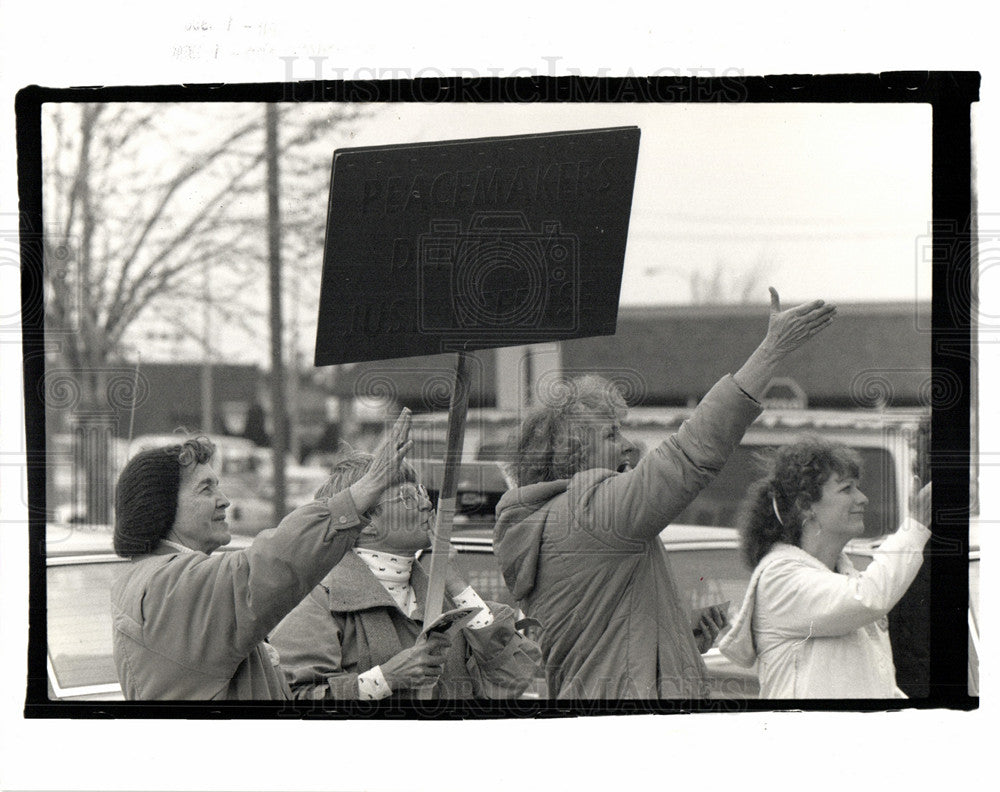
[353,547,418,618]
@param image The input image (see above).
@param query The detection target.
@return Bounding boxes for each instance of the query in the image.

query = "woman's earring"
[808,511,821,534]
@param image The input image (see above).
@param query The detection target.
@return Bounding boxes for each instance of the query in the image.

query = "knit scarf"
[353,547,418,618]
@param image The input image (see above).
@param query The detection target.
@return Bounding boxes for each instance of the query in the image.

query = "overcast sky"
[334,102,932,306]
[90,100,932,364]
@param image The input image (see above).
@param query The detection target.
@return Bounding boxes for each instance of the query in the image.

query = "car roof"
[450,521,740,546]
[45,524,253,560]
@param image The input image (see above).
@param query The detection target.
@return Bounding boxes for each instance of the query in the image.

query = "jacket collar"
[322,550,429,619]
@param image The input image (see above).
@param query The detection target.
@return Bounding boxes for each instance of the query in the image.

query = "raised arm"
[758,513,930,639]
[137,409,413,673]
[579,289,837,544]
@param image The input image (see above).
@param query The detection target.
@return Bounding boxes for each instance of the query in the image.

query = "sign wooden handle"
[422,351,471,628]
[417,351,471,700]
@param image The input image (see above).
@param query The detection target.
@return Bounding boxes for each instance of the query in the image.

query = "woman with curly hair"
[719,436,932,698]
[494,288,837,699]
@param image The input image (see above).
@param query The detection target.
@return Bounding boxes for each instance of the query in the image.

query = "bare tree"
[41,102,368,522]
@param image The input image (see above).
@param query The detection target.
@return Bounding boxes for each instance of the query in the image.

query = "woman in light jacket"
[719,436,931,698]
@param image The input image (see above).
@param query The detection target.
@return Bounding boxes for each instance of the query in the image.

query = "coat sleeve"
[268,586,361,700]
[577,375,761,545]
[756,519,931,638]
[459,602,543,698]
[138,492,363,675]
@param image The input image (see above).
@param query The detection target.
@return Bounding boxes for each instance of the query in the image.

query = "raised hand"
[761,287,838,358]
[910,481,932,528]
[349,408,413,513]
[734,288,838,399]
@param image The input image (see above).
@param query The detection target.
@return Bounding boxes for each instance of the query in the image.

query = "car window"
[664,545,749,622]
[47,562,120,690]
[671,445,898,538]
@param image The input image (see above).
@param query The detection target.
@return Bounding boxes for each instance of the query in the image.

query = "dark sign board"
[314,126,640,366]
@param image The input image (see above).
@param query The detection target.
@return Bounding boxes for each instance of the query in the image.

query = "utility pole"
[266,104,287,521]
[288,265,302,462]
[200,263,213,434]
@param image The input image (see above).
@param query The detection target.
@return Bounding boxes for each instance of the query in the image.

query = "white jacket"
[719,518,930,698]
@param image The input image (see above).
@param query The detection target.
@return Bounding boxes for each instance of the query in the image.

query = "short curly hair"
[508,375,628,486]
[738,435,862,569]
[315,450,416,520]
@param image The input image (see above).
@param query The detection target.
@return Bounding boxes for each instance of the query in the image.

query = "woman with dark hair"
[719,436,932,698]
[111,410,412,700]
[269,451,540,701]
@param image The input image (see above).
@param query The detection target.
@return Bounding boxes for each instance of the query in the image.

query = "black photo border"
[17,71,980,718]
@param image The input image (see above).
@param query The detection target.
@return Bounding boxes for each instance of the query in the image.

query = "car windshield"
[47,562,120,689]
[671,445,898,538]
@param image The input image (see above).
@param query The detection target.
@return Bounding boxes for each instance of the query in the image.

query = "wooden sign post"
[421,350,471,628]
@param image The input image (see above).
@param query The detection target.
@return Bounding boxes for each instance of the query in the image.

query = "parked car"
[44,517,976,703]
[412,404,930,539]
[43,522,761,701]
[52,517,973,703]
[222,464,331,538]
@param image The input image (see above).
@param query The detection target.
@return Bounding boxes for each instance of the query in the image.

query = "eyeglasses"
[377,483,429,510]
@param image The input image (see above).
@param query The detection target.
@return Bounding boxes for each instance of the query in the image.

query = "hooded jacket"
[493,375,761,699]
[111,493,362,700]
[718,517,930,698]
[269,550,542,700]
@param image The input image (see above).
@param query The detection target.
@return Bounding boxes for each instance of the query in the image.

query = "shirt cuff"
[324,490,363,531]
[357,665,393,700]
[451,586,495,629]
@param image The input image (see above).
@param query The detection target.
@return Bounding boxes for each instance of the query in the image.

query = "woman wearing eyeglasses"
[268,451,541,701]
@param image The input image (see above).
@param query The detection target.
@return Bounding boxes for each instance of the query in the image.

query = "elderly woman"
[493,288,837,699]
[110,410,412,700]
[268,452,541,701]
[719,437,932,698]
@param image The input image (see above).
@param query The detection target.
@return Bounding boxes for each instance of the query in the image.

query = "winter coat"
[111,493,363,700]
[493,375,762,699]
[718,518,930,698]
[269,550,542,700]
